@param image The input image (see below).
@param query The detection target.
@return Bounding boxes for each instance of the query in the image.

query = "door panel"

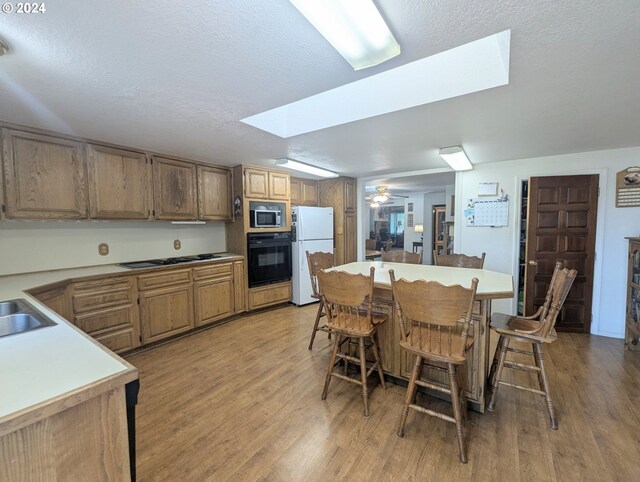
[525,175,598,333]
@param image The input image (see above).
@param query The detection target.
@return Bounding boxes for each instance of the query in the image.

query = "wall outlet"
[98,243,109,256]
[174,239,181,250]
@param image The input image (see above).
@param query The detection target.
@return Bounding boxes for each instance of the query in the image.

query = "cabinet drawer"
[193,263,232,280]
[74,304,135,335]
[73,287,133,314]
[248,281,291,311]
[138,268,192,290]
[94,328,139,354]
[74,277,131,292]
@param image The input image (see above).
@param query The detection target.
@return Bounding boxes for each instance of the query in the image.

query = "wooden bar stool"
[433,252,486,268]
[317,267,387,417]
[305,250,335,350]
[390,270,479,463]
[381,249,423,264]
[487,261,577,429]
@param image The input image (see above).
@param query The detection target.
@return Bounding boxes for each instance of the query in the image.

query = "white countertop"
[0,253,241,422]
[329,261,514,298]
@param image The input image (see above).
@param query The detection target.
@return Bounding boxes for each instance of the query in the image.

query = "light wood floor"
[128,304,640,481]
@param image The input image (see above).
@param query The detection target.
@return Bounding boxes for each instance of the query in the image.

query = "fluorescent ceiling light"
[289,0,400,71]
[242,30,510,138]
[275,158,339,178]
[439,146,473,171]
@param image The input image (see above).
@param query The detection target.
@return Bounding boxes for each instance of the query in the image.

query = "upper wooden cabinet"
[87,144,151,220]
[2,129,87,219]
[243,167,289,200]
[153,156,198,220]
[198,165,232,221]
[290,177,318,206]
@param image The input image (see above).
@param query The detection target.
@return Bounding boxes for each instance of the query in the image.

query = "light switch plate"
[98,243,109,256]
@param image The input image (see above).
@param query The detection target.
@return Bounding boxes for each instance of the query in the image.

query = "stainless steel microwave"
[249,209,282,228]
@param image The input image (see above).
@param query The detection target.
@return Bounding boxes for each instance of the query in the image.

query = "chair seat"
[491,313,557,343]
[399,328,474,364]
[326,313,386,336]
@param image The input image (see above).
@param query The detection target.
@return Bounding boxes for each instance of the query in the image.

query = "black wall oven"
[247,232,292,288]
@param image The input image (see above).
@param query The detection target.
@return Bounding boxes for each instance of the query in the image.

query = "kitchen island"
[329,261,514,412]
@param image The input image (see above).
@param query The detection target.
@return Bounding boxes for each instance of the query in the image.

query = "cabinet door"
[197,165,232,221]
[344,211,357,263]
[301,180,318,206]
[344,178,356,212]
[194,277,233,326]
[290,178,301,205]
[233,260,246,314]
[269,171,290,200]
[140,284,194,344]
[87,144,151,220]
[153,157,198,220]
[244,168,269,198]
[2,129,87,219]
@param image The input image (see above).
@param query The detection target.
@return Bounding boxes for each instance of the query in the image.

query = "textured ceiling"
[0,0,639,180]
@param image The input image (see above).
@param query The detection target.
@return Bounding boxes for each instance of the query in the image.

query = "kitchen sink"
[0,299,57,338]
[0,300,25,316]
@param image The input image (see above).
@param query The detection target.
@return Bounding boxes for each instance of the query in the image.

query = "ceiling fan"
[366,185,408,207]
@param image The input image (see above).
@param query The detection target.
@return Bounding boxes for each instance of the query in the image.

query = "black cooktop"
[118,253,223,269]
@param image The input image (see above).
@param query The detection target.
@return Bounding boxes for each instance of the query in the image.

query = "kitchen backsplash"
[0,220,227,276]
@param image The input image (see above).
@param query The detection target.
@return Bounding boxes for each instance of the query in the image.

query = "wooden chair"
[433,252,486,269]
[381,249,423,264]
[365,239,376,251]
[305,251,335,350]
[390,270,479,463]
[317,267,387,417]
[487,261,577,429]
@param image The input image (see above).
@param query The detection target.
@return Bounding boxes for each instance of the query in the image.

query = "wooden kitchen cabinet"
[319,176,357,265]
[248,281,291,311]
[138,268,194,344]
[86,143,151,220]
[197,165,232,221]
[290,177,318,206]
[2,129,87,219]
[153,156,198,220]
[243,167,289,200]
[626,237,640,351]
[194,265,234,326]
[71,276,141,354]
[233,260,247,314]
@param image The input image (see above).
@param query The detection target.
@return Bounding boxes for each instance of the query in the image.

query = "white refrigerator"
[291,206,334,306]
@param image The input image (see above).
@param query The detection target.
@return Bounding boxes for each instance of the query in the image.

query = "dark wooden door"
[525,175,598,333]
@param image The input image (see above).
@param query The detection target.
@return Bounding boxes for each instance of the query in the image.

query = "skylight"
[241,30,511,138]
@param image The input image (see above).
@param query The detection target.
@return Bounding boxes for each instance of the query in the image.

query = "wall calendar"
[464,195,510,227]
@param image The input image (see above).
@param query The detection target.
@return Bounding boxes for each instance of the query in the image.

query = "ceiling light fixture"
[289,0,400,71]
[275,158,339,178]
[372,193,389,203]
[439,146,473,171]
[0,39,9,56]
[370,202,380,208]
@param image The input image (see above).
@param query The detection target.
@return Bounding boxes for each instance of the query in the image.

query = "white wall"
[454,146,640,339]
[0,221,227,276]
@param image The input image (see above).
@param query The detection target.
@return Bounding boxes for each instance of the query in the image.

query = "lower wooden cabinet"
[193,262,234,327]
[139,283,194,344]
[248,281,291,311]
[71,276,141,354]
[31,258,248,354]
